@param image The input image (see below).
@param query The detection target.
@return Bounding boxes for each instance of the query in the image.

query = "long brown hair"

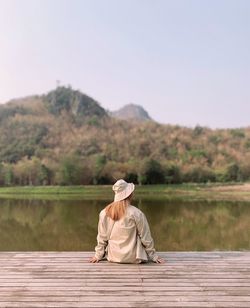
[105,194,133,221]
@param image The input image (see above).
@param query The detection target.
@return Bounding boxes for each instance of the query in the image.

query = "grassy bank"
[0,183,250,201]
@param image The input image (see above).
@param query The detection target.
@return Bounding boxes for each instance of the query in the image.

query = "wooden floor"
[0,252,249,307]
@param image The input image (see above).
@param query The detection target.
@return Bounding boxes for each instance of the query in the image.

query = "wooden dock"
[0,252,249,307]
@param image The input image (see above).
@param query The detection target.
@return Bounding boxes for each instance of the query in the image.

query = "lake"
[0,197,249,251]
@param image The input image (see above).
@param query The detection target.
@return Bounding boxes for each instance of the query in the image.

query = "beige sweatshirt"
[94,204,159,263]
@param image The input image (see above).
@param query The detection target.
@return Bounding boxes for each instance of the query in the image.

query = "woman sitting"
[90,179,164,264]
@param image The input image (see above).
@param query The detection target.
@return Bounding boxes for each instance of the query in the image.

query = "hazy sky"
[0,0,249,128]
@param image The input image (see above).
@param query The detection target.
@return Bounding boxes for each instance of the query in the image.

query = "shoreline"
[0,183,249,202]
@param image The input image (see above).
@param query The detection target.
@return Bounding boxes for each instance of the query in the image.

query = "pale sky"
[0,0,249,128]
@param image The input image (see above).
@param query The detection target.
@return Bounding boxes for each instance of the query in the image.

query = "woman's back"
[90,179,164,264]
[96,204,156,263]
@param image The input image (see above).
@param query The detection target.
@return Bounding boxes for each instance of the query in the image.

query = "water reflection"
[0,198,249,251]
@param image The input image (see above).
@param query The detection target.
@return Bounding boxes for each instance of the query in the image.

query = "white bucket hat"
[112,179,135,202]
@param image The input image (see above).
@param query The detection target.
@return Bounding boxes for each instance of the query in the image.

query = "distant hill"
[111,104,152,121]
[44,87,107,118]
[1,87,107,121]
[0,86,250,186]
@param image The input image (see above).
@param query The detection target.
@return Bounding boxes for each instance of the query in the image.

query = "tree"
[57,155,83,185]
[240,161,250,181]
[164,164,182,184]
[38,164,52,185]
[183,166,216,183]
[139,159,165,185]
[4,165,14,186]
[0,163,4,185]
[93,155,107,184]
[224,163,242,182]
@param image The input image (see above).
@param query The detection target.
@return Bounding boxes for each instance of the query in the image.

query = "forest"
[0,86,250,186]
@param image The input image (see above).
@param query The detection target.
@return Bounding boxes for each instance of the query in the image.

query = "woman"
[89,179,164,264]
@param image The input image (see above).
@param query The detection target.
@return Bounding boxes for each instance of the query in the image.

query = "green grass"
[0,183,249,201]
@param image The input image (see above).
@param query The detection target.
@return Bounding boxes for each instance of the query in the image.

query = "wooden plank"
[0,272,249,278]
[0,252,249,258]
[0,302,250,308]
[0,286,249,291]
[0,295,249,301]
[1,282,250,287]
[0,291,249,297]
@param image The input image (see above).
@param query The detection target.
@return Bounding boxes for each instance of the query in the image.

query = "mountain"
[0,87,107,122]
[0,86,108,164]
[0,86,250,186]
[44,87,107,118]
[111,104,152,121]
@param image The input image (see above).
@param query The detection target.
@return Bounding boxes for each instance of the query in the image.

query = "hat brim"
[114,183,135,202]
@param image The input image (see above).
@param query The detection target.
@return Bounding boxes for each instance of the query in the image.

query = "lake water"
[0,197,249,251]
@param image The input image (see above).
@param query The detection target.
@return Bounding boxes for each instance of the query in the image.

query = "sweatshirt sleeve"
[135,211,159,262]
[94,212,108,261]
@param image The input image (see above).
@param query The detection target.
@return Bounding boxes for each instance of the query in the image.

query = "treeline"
[0,154,250,186]
[0,86,250,186]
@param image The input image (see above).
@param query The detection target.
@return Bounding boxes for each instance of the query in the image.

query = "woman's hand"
[154,257,165,263]
[89,256,99,263]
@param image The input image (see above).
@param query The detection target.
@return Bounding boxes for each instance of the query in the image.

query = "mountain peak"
[111,103,152,122]
[44,86,107,118]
